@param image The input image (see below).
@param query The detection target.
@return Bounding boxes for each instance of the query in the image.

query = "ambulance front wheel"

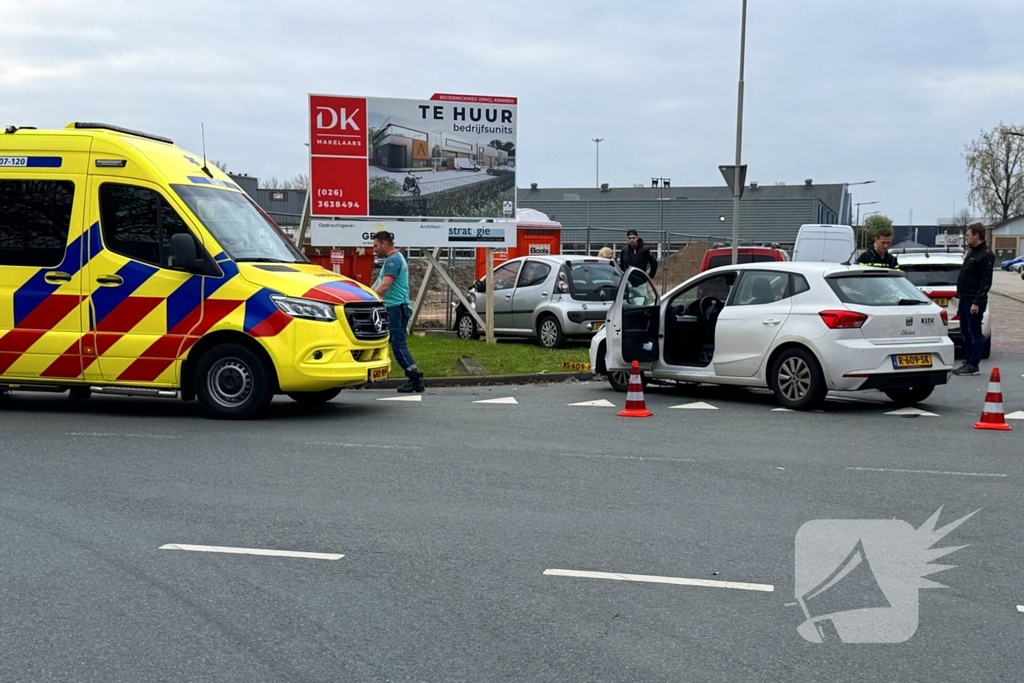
[195,343,274,420]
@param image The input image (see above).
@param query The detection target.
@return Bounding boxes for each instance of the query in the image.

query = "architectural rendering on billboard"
[309,92,517,223]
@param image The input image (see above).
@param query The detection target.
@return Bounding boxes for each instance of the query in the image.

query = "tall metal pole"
[731,0,747,265]
[592,138,603,188]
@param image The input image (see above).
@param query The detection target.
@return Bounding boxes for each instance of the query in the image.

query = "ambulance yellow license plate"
[892,354,932,369]
[369,367,389,381]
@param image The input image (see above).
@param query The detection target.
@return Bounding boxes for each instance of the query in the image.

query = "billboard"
[309,92,518,247]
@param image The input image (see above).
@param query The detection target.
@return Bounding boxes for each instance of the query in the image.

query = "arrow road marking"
[885,407,939,417]
[474,397,518,405]
[1005,411,1024,420]
[569,399,616,407]
[159,544,343,561]
[544,568,773,593]
[670,401,718,410]
[376,395,422,402]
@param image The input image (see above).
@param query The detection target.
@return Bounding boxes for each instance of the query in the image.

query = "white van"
[791,224,856,263]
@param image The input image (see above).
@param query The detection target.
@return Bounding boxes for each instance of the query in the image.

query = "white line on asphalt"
[885,408,939,417]
[771,407,793,412]
[66,432,180,439]
[1017,605,1023,613]
[544,568,774,592]
[569,399,616,407]
[1005,411,1024,420]
[376,395,422,402]
[670,401,718,410]
[159,544,343,560]
[560,453,695,463]
[474,397,518,405]
[304,441,423,450]
[845,467,1007,478]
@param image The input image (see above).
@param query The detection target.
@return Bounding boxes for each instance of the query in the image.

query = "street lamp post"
[730,0,748,265]
[652,177,670,268]
[855,200,878,227]
[592,138,603,188]
[837,180,875,225]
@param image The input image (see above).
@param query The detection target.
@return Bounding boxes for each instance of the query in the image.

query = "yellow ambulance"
[0,122,391,419]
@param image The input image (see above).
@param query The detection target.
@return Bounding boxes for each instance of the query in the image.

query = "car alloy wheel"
[777,356,812,403]
[458,313,477,340]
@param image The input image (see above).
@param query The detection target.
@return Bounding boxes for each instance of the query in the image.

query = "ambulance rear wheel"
[195,344,274,420]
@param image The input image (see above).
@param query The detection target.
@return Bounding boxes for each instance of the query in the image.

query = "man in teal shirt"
[372,231,423,393]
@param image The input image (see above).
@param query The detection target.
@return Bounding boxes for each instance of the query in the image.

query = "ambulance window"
[99,184,193,269]
[0,180,75,267]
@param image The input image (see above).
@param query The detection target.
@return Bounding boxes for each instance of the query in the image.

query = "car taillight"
[819,310,868,329]
[952,314,960,321]
[940,310,948,326]
[558,280,569,293]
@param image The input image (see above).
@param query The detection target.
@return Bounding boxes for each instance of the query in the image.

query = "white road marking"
[885,407,939,417]
[474,397,518,405]
[569,399,616,407]
[560,453,695,463]
[771,407,793,412]
[304,441,423,451]
[670,401,718,410]
[1017,605,1023,613]
[845,467,1007,478]
[1004,411,1024,420]
[376,395,422,402]
[66,432,180,439]
[544,568,774,593]
[159,544,343,560]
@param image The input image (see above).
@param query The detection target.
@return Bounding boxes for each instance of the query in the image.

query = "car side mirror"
[169,233,205,272]
[475,280,486,293]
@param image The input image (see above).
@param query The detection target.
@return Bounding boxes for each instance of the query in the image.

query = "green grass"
[391,335,591,377]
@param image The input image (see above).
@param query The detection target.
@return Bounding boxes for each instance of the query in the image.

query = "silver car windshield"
[172,184,305,263]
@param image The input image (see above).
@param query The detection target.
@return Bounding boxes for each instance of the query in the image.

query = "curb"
[993,290,1024,307]
[351,371,594,390]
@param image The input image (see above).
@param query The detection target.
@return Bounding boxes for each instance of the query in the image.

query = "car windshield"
[566,262,622,301]
[172,184,305,263]
[707,253,776,270]
[827,274,931,306]
[899,263,960,287]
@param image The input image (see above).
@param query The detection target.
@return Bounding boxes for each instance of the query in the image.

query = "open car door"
[605,267,662,372]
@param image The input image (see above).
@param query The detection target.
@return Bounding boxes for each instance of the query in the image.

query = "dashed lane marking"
[304,442,423,451]
[474,397,518,405]
[845,467,1006,478]
[560,453,695,463]
[543,568,774,592]
[159,544,343,560]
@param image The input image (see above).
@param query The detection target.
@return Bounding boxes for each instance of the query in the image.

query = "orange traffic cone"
[618,361,653,418]
[975,367,1011,431]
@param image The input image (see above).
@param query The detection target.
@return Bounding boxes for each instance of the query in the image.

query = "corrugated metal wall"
[516,198,823,244]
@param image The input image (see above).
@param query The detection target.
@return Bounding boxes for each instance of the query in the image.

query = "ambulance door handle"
[44,271,72,284]
[96,275,124,287]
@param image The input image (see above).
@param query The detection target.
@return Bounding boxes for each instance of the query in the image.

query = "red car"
[699,246,789,272]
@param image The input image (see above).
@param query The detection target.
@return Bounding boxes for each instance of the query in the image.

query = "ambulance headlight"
[271,295,337,322]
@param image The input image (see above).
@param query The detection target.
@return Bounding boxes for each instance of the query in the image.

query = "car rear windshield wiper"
[898,298,929,305]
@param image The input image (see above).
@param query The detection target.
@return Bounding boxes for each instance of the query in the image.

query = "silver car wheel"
[777,357,811,402]
[540,319,559,347]
[207,358,254,408]
[458,314,476,340]
[609,370,631,386]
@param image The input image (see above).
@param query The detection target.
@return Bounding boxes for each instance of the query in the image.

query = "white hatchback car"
[590,263,955,410]
[896,249,990,359]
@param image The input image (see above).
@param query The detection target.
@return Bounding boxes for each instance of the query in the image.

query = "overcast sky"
[4,0,1022,224]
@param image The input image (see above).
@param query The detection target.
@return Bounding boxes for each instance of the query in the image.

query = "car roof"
[703,261,884,276]
[895,252,964,264]
[505,254,617,266]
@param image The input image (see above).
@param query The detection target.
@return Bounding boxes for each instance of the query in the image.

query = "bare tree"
[963,122,1024,222]
[210,159,229,173]
[283,174,309,190]
[952,207,973,228]
[259,177,282,190]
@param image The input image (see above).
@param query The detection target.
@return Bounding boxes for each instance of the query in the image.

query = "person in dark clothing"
[953,223,995,376]
[619,229,658,277]
[857,227,899,269]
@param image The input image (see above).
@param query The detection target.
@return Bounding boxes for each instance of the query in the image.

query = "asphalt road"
[2,353,1023,682]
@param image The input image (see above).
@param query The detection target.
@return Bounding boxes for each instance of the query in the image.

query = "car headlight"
[271,295,337,322]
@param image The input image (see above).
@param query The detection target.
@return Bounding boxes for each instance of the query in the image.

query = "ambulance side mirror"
[169,233,205,272]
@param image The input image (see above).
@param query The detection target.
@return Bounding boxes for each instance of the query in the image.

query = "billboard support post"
[485,247,495,345]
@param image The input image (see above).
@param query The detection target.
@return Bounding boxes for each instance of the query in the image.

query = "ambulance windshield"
[173,185,306,263]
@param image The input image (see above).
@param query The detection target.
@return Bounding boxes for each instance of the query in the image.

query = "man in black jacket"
[953,224,995,376]
[619,229,658,278]
[857,226,899,269]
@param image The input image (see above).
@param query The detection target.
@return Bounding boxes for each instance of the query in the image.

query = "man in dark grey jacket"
[618,229,658,278]
[953,224,995,376]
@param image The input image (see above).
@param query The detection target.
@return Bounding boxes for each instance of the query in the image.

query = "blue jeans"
[386,304,418,374]
[957,295,986,367]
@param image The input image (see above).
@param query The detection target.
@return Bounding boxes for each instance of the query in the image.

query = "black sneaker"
[397,371,425,393]
[953,364,980,376]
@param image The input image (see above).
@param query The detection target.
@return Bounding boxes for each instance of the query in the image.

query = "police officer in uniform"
[857,226,899,269]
